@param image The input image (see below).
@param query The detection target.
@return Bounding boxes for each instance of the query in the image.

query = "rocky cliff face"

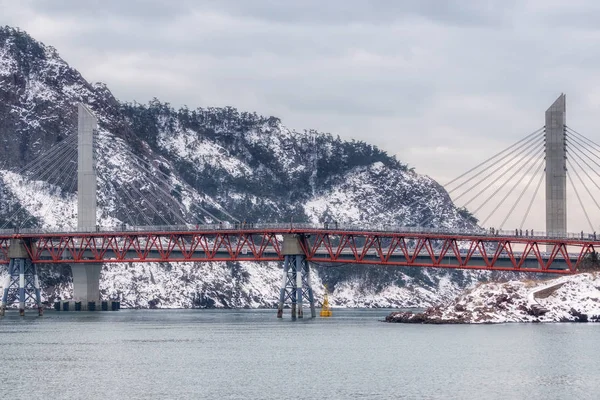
[0,26,484,308]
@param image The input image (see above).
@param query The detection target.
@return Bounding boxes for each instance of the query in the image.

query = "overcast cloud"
[2,0,600,231]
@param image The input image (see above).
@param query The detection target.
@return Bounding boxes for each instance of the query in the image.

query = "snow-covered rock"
[386,273,600,323]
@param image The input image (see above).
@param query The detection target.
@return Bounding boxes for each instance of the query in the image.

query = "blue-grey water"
[0,309,598,399]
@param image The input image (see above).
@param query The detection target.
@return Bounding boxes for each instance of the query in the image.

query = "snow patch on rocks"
[386,273,600,323]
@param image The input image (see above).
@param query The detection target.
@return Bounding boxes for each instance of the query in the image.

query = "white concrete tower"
[73,104,101,307]
[77,103,97,228]
[545,94,567,237]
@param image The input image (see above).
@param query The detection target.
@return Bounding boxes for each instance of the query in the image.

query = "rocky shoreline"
[385,273,600,324]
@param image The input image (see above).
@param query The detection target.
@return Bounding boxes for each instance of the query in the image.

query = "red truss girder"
[9,232,282,264]
[300,232,587,273]
[0,229,595,273]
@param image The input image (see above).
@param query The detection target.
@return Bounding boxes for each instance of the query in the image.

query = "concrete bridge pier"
[276,234,316,319]
[72,265,101,310]
[1,239,42,316]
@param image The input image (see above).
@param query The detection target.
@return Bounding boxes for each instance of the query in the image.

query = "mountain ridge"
[0,25,487,309]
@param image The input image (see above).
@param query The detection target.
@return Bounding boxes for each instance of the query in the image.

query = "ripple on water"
[0,309,598,399]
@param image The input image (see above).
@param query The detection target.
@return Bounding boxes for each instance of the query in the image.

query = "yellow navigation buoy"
[320,285,332,317]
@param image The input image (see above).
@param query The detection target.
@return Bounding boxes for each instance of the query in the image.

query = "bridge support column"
[276,257,290,318]
[276,235,316,319]
[71,104,101,310]
[1,239,42,316]
[305,258,316,318]
[296,256,303,319]
[71,264,101,309]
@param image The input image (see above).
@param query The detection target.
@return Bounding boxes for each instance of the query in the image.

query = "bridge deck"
[0,227,595,273]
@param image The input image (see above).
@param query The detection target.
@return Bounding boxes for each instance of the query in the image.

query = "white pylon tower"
[545,94,567,237]
[71,103,101,309]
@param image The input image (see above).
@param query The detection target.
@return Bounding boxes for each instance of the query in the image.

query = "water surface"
[0,309,597,399]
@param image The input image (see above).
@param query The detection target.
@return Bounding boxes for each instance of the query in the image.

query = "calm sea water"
[0,308,598,399]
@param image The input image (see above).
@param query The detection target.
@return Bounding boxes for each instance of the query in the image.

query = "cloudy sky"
[3,0,600,231]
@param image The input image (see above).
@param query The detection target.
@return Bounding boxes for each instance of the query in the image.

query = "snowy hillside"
[0,26,485,309]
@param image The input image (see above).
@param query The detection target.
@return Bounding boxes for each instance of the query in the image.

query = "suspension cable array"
[4,109,600,235]
[419,127,547,230]
[100,133,239,224]
[0,125,240,230]
[0,134,78,229]
[419,123,600,233]
[564,126,600,233]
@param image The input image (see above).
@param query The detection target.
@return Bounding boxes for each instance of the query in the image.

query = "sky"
[3,0,600,232]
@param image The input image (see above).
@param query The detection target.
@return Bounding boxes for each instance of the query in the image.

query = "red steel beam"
[0,229,595,273]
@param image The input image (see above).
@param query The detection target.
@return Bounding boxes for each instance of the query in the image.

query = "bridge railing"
[3,223,598,241]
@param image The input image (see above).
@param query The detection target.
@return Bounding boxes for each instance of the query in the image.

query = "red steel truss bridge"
[0,225,596,273]
[2,95,600,317]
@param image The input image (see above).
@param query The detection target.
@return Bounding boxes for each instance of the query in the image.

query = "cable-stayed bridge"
[1,95,600,317]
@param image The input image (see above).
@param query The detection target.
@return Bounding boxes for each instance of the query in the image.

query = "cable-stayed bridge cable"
[123,148,234,223]
[2,141,78,228]
[568,148,600,197]
[566,141,600,230]
[36,159,78,228]
[124,180,171,225]
[403,127,544,222]
[567,137,600,182]
[519,172,544,230]
[418,134,543,227]
[444,127,544,189]
[567,158,600,216]
[102,151,191,223]
[418,138,543,227]
[489,157,545,228]
[459,139,544,208]
[567,154,600,213]
[566,128,600,155]
[569,134,600,170]
[567,170,594,232]
[66,160,79,195]
[498,159,544,229]
[451,136,544,203]
[9,134,77,177]
[102,136,234,223]
[24,137,77,180]
[447,133,544,198]
[19,148,78,228]
[117,181,154,225]
[20,147,78,227]
[35,146,77,186]
[94,147,188,225]
[104,179,138,226]
[126,170,189,225]
[566,127,600,151]
[471,146,544,216]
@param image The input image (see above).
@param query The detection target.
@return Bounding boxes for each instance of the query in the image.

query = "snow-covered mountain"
[0,26,486,308]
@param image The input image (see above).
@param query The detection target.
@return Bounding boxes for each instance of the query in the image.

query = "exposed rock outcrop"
[386,273,600,323]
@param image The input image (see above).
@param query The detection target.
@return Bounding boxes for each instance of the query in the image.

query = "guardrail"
[1,223,597,241]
